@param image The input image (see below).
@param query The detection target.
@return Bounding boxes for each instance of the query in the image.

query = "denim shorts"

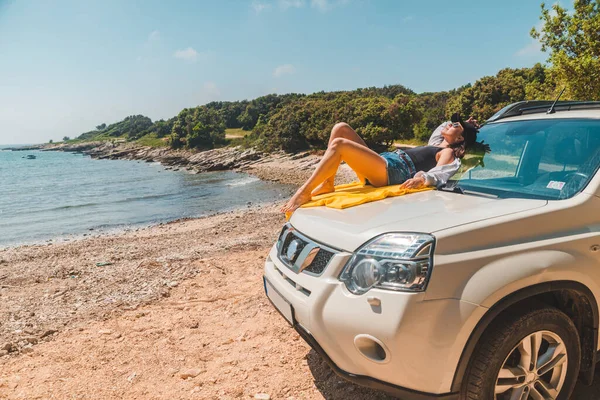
[379,150,416,185]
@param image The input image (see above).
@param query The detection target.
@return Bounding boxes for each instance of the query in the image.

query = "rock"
[179,368,204,379]
[98,329,113,335]
[167,281,179,288]
[2,343,15,352]
[0,350,8,357]
[254,394,271,400]
[24,337,38,345]
[21,347,34,354]
[95,262,113,267]
[40,329,57,338]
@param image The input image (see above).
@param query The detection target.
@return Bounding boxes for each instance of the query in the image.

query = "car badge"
[286,239,303,262]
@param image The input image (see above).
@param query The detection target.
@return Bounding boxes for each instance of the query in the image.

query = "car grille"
[277,225,336,275]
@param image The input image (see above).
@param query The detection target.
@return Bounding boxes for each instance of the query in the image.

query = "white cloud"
[402,15,414,22]
[148,30,160,41]
[273,64,296,77]
[255,0,346,12]
[279,0,305,9]
[516,18,545,57]
[310,0,348,11]
[311,0,328,10]
[174,47,199,61]
[203,82,221,99]
[516,40,543,56]
[252,1,271,13]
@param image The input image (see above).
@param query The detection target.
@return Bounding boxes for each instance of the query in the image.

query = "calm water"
[0,148,292,247]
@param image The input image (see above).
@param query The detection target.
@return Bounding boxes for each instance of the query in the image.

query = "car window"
[453,118,600,200]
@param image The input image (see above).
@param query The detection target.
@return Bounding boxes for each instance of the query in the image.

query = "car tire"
[461,306,581,400]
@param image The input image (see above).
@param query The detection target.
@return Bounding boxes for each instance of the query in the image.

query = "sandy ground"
[0,204,399,400]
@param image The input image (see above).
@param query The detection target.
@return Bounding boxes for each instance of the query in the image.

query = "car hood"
[289,190,547,252]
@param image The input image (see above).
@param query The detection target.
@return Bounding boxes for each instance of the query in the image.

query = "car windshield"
[450,118,600,200]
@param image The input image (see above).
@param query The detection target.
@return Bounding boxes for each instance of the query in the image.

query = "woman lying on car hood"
[281,113,480,213]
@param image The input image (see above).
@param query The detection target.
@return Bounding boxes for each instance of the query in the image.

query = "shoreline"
[0,195,285,251]
[27,141,358,187]
[1,142,356,249]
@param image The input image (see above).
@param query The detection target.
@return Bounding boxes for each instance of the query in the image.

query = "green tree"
[532,0,600,100]
[169,120,185,149]
[49,139,53,144]
[445,65,556,120]
[63,136,70,141]
[96,123,106,131]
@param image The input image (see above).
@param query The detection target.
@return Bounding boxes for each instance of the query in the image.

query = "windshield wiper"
[437,183,464,194]
[440,182,502,198]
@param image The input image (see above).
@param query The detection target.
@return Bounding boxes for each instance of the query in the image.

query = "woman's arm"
[428,122,448,146]
[400,148,460,189]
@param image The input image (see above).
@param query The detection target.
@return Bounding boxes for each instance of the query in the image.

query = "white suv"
[263,101,600,400]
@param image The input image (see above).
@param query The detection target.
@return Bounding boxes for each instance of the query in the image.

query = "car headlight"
[340,233,435,295]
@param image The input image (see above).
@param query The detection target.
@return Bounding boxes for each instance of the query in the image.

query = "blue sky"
[0,0,550,144]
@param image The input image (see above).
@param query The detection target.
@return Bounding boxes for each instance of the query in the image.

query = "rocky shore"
[39,141,357,186]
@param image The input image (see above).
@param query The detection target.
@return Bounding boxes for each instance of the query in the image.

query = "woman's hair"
[450,141,467,159]
[450,119,479,159]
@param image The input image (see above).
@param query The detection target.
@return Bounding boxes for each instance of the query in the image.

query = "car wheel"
[461,306,581,400]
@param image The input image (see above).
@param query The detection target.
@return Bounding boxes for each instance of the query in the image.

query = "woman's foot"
[311,179,335,196]
[281,188,313,213]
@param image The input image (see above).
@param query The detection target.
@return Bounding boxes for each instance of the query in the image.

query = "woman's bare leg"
[311,122,370,196]
[281,138,388,213]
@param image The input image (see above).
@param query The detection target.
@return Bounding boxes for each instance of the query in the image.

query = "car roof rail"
[487,100,600,123]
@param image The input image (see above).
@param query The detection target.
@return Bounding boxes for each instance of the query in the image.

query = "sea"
[0,146,293,248]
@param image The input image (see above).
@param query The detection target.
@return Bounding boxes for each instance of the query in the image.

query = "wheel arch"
[450,280,599,392]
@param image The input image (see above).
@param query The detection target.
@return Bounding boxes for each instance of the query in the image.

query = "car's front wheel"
[461,306,581,400]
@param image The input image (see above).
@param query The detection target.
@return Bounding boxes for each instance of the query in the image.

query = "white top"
[413,122,461,187]
[428,122,447,146]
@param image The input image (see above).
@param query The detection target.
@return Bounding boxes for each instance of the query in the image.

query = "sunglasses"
[451,121,461,128]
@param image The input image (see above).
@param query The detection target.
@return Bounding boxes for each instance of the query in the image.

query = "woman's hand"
[400,176,426,189]
[466,116,481,129]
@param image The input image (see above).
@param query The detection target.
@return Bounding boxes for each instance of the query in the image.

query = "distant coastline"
[0,144,40,150]
[5,140,356,187]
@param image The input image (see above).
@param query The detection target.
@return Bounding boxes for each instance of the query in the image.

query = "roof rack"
[487,101,600,123]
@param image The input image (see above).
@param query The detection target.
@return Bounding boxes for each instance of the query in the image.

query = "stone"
[254,394,271,400]
[98,329,113,335]
[40,329,57,338]
[127,372,137,382]
[24,337,38,345]
[2,343,15,353]
[179,369,204,379]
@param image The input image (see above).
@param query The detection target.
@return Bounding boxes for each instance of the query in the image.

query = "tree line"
[73,1,598,152]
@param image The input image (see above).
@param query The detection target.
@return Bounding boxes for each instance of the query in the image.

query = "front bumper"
[293,322,458,400]
[264,243,485,395]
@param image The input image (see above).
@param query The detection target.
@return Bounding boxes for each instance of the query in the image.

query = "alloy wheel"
[495,330,568,400]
